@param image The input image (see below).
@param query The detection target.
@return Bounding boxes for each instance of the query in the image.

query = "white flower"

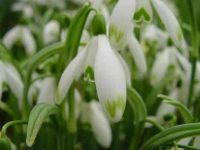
[108,0,147,74]
[151,0,183,47]
[142,25,168,48]
[134,0,153,26]
[43,21,60,45]
[57,35,126,122]
[3,25,36,56]
[94,35,126,122]
[37,77,56,104]
[150,47,178,85]
[150,48,170,85]
[57,0,148,121]
[81,101,112,148]
[12,2,33,18]
[127,34,147,74]
[109,0,136,49]
[0,61,23,107]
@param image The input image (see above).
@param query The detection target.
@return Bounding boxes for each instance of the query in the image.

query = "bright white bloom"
[12,2,34,18]
[3,25,36,56]
[57,0,148,121]
[0,61,23,106]
[132,0,183,48]
[134,0,153,26]
[81,101,112,148]
[108,0,147,74]
[43,21,60,45]
[109,0,135,49]
[151,0,183,47]
[142,25,168,49]
[57,35,126,122]
[94,35,126,122]
[150,48,171,85]
[127,34,147,74]
[37,77,56,104]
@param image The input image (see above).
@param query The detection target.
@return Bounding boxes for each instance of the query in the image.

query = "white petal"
[134,0,153,26]
[151,0,183,47]
[84,37,98,68]
[43,20,60,45]
[109,0,135,49]
[142,25,168,48]
[37,77,56,105]
[3,26,21,49]
[94,35,126,122]
[56,49,87,104]
[89,101,112,148]
[176,52,191,74]
[3,62,23,106]
[22,27,36,56]
[150,48,170,85]
[117,54,131,86]
[127,35,147,74]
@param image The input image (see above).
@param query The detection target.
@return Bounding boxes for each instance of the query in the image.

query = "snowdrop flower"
[133,0,183,48]
[57,35,126,122]
[150,47,178,85]
[37,77,56,104]
[142,25,168,49]
[0,61,23,106]
[108,0,135,49]
[81,101,112,148]
[43,20,60,45]
[134,0,153,26]
[12,2,34,18]
[108,0,147,74]
[57,0,149,121]
[3,25,36,56]
[151,0,183,47]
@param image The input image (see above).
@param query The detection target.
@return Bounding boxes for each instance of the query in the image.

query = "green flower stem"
[127,88,147,150]
[22,42,64,119]
[1,120,27,137]
[65,87,77,150]
[0,101,14,118]
[31,73,55,84]
[144,118,164,131]
[187,0,199,108]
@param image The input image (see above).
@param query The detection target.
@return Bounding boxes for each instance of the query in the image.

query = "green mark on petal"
[109,25,124,44]
[134,8,151,26]
[104,96,126,121]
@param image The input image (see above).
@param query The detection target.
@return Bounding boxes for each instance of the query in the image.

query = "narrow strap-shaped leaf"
[22,42,64,118]
[140,123,200,150]
[60,3,94,69]
[158,94,194,123]
[127,87,147,150]
[26,103,60,147]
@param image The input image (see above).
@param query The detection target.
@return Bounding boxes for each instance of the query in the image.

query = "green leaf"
[140,123,200,150]
[22,42,64,118]
[26,103,60,147]
[158,94,194,123]
[127,87,147,149]
[61,3,94,68]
